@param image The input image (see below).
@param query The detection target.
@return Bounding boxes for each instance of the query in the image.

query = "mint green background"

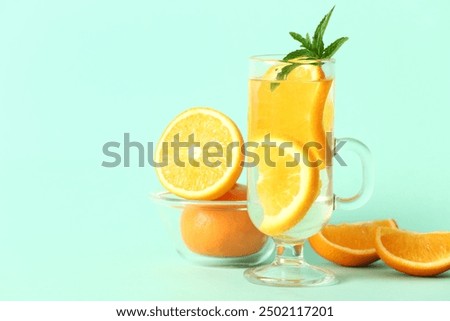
[1,0,449,300]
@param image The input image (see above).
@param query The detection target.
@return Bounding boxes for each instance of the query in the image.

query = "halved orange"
[375,227,450,277]
[251,138,320,236]
[155,107,243,200]
[309,219,398,267]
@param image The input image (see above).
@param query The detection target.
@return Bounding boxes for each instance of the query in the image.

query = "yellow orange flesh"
[252,140,320,236]
[375,227,450,277]
[155,107,243,200]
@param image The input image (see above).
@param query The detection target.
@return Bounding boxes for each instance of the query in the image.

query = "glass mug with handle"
[245,55,374,287]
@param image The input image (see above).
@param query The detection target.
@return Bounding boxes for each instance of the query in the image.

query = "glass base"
[244,260,337,287]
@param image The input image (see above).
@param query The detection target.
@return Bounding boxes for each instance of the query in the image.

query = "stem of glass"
[274,238,306,266]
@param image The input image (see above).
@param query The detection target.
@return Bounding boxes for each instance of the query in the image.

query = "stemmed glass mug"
[245,55,374,286]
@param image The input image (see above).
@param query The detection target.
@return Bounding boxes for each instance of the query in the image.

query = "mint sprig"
[271,6,348,91]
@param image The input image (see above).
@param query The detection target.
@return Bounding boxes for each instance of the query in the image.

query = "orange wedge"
[251,138,320,236]
[155,107,243,200]
[375,227,450,277]
[309,219,398,267]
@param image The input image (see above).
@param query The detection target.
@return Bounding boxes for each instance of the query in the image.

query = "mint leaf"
[313,6,335,53]
[283,49,313,61]
[270,82,280,91]
[289,32,311,49]
[276,64,298,81]
[270,6,347,91]
[323,37,349,59]
[306,33,311,46]
[270,64,299,91]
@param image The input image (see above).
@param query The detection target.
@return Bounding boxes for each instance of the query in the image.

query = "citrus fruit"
[375,227,450,277]
[323,91,334,134]
[215,182,247,201]
[249,64,332,169]
[155,107,243,200]
[251,138,321,236]
[180,184,267,257]
[263,62,325,81]
[309,219,398,267]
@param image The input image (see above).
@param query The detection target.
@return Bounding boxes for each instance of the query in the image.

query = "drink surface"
[248,67,335,239]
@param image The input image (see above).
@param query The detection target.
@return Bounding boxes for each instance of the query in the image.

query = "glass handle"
[334,137,374,211]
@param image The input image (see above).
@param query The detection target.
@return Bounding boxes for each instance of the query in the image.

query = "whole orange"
[180,184,267,257]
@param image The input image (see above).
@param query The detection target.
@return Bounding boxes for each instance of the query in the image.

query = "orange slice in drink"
[251,138,320,236]
[323,91,334,134]
[263,62,325,81]
[309,219,398,266]
[287,63,326,81]
[155,107,243,200]
[249,64,333,168]
[375,227,450,277]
